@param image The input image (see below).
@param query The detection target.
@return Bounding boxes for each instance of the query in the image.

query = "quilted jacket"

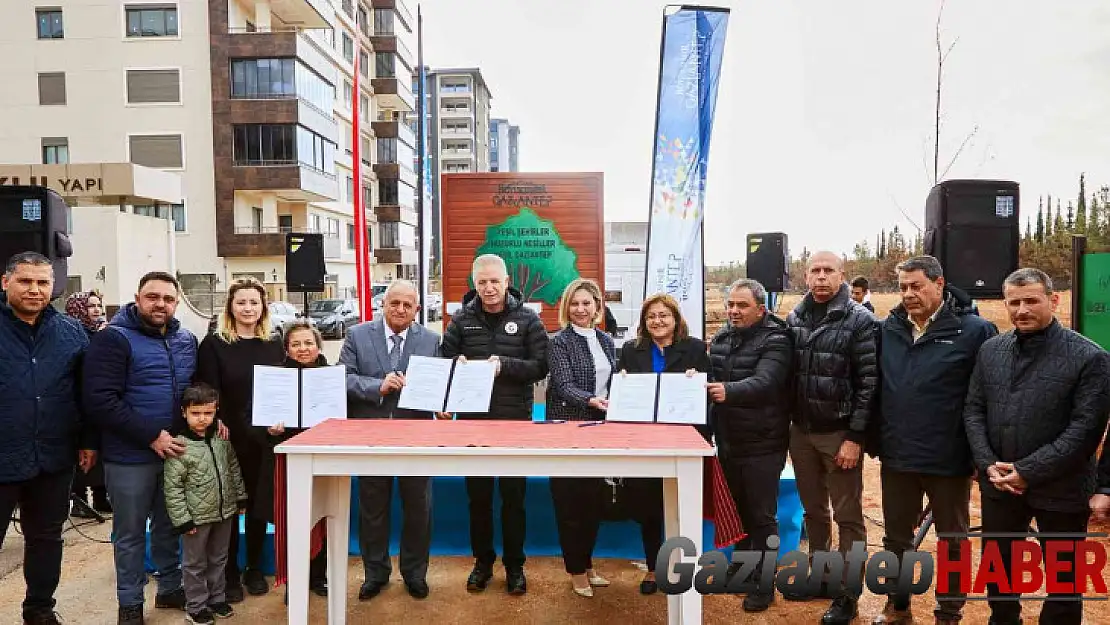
[164,425,247,534]
[547,324,616,421]
[964,319,1110,512]
[785,283,879,442]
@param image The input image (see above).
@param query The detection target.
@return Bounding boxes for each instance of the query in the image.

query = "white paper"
[300,365,348,427]
[397,356,455,412]
[656,372,708,425]
[444,359,496,413]
[251,366,299,428]
[606,373,659,423]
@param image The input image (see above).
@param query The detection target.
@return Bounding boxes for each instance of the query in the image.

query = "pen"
[578,421,605,427]
[536,419,567,424]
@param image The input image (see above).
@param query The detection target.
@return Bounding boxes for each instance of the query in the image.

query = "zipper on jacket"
[205,438,226,515]
[162,337,179,426]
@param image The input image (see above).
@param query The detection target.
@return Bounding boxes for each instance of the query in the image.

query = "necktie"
[389,334,403,370]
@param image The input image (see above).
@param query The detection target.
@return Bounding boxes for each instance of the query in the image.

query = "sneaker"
[154,587,186,610]
[466,561,493,593]
[22,610,62,625]
[224,584,244,604]
[242,568,269,596]
[117,605,143,625]
[185,608,215,625]
[505,567,527,595]
[208,603,233,618]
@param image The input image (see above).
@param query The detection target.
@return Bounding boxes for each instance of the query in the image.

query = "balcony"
[232,163,338,202]
[375,205,418,225]
[373,162,416,187]
[223,227,340,258]
[369,32,415,72]
[371,0,413,30]
[225,0,329,32]
[440,126,472,137]
[440,83,472,96]
[372,74,415,112]
[441,147,473,159]
[374,247,418,264]
[440,107,471,118]
[371,120,416,147]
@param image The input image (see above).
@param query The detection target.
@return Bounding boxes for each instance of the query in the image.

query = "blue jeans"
[103,462,182,607]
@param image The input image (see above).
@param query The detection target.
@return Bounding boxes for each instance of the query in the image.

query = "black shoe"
[242,569,269,596]
[310,577,329,597]
[185,608,215,625]
[466,562,493,593]
[743,591,775,612]
[821,595,859,625]
[359,579,387,601]
[117,605,144,625]
[224,584,244,604]
[23,610,62,625]
[154,588,186,610]
[506,568,527,595]
[208,602,233,618]
[405,579,430,599]
[640,577,658,595]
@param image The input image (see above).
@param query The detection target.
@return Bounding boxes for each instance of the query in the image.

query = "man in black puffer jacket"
[785,251,878,624]
[707,278,793,613]
[873,256,998,625]
[964,268,1110,625]
[441,254,549,597]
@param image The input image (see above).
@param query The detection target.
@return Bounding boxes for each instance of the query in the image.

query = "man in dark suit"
[340,280,444,602]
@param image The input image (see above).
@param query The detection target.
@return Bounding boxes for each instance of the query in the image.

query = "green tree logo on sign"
[473,208,580,304]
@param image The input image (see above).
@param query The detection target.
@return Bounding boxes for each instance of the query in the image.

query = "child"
[165,384,248,625]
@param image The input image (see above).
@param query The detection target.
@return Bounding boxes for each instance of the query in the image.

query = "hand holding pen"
[379,370,407,395]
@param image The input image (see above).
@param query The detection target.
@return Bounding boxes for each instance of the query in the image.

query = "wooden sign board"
[441,172,604,331]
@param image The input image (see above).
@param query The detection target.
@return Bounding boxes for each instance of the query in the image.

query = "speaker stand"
[303,291,309,318]
[70,493,107,524]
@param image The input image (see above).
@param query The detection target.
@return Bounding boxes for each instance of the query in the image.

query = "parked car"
[426,293,442,321]
[308,298,360,339]
[268,301,307,339]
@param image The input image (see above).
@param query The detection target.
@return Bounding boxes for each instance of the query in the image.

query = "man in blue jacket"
[872,256,997,625]
[0,252,94,625]
[83,271,198,625]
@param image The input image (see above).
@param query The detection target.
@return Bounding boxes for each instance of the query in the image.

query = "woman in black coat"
[615,293,711,594]
[64,291,112,515]
[547,279,616,597]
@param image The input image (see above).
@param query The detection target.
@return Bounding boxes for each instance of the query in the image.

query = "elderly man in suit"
[340,279,444,602]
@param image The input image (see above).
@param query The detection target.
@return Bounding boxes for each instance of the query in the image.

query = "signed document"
[445,359,496,413]
[251,366,298,428]
[300,366,347,427]
[250,364,347,428]
[656,372,708,425]
[397,356,455,412]
[606,373,660,423]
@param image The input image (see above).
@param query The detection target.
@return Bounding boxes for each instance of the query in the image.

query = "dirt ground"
[2,456,1108,624]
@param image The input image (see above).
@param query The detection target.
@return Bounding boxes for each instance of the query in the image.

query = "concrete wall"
[69,206,175,309]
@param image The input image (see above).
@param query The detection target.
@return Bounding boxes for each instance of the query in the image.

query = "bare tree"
[930,0,980,186]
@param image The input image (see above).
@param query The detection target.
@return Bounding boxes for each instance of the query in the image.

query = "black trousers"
[466,476,527,569]
[719,450,786,566]
[981,493,1090,625]
[0,469,73,618]
[226,441,267,585]
[550,478,604,575]
[623,478,664,564]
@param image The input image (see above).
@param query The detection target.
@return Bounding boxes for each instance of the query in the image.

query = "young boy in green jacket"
[165,384,247,625]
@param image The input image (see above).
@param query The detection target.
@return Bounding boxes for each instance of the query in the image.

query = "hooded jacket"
[441,287,549,420]
[874,286,998,474]
[83,303,198,464]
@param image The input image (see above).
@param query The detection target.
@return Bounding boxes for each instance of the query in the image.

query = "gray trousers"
[358,476,432,583]
[788,425,867,556]
[182,517,236,612]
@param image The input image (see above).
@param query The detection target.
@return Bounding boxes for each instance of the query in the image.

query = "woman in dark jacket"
[193,278,285,600]
[258,322,330,602]
[615,293,711,594]
[65,290,111,516]
[547,279,616,597]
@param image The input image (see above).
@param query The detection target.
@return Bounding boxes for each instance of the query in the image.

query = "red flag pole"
[351,10,372,321]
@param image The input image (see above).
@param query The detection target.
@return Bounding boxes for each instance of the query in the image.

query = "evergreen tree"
[1024,217,1032,242]
[1035,198,1045,244]
[913,231,923,255]
[1066,201,1075,231]
[1076,173,1088,233]
[879,229,887,259]
[1091,193,1102,240]
[876,232,882,259]
[1054,198,1065,239]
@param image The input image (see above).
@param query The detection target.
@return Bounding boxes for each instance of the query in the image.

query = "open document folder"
[251,365,347,428]
[606,372,708,424]
[397,356,497,414]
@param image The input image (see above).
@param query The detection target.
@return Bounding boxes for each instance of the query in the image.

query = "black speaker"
[0,185,72,300]
[285,233,325,292]
[746,232,789,292]
[924,179,1019,300]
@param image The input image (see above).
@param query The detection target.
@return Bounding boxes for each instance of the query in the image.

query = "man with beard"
[84,272,198,625]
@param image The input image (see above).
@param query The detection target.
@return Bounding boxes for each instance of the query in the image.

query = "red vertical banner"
[351,12,372,321]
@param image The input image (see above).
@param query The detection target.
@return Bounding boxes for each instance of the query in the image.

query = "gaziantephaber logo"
[654,533,1110,599]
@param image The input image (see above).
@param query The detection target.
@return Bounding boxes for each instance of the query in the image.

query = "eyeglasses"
[646,312,673,321]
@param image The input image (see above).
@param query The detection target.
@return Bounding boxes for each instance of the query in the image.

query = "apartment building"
[0,0,419,311]
[489,118,519,172]
[419,67,492,271]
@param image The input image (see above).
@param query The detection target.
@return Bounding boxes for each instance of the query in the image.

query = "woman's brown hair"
[557,278,604,328]
[634,292,688,347]
[218,278,272,342]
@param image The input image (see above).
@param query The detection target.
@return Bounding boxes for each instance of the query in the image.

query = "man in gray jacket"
[340,280,443,602]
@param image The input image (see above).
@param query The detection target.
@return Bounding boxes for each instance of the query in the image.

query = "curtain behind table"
[273,453,328,586]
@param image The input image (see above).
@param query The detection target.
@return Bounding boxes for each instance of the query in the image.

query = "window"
[378,138,396,163]
[379,222,414,248]
[38,72,66,105]
[252,207,263,233]
[42,137,68,164]
[327,217,339,236]
[126,69,181,104]
[346,223,355,249]
[232,124,296,166]
[490,136,497,149]
[278,214,293,233]
[342,32,354,64]
[171,203,186,231]
[310,214,321,232]
[358,50,369,78]
[129,134,183,168]
[359,93,369,120]
[295,63,333,113]
[343,81,353,109]
[125,6,178,37]
[230,58,294,98]
[375,53,395,78]
[346,176,354,201]
[491,164,499,172]
[342,121,352,154]
[378,180,414,207]
[363,184,373,206]
[357,6,368,36]
[373,9,393,35]
[36,9,63,39]
[296,126,336,174]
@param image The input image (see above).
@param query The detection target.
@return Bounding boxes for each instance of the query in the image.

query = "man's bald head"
[805,250,845,303]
